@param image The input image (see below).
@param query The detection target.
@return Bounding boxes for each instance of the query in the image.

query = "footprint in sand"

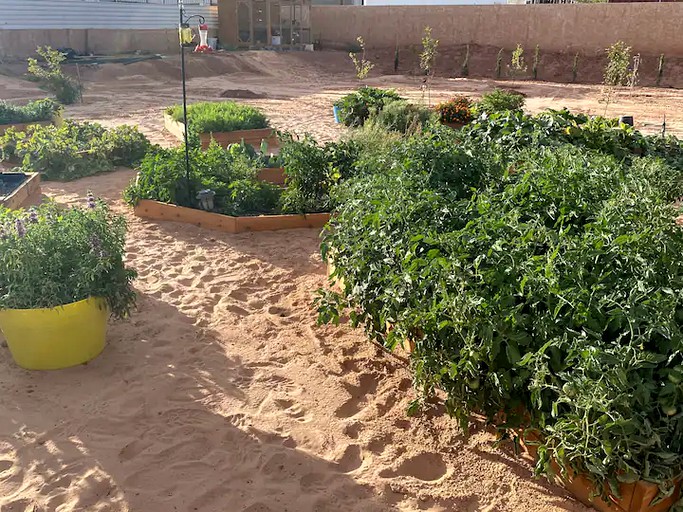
[334,373,380,419]
[336,444,363,473]
[267,306,300,323]
[241,504,273,512]
[274,398,311,423]
[300,472,329,491]
[379,452,448,481]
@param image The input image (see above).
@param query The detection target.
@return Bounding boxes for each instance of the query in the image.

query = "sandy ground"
[0,50,680,512]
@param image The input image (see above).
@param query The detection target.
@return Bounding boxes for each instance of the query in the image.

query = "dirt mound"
[84,50,352,85]
[220,89,268,99]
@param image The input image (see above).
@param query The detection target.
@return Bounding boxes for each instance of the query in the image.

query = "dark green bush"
[318,122,683,501]
[278,134,362,213]
[0,99,61,126]
[370,100,435,133]
[166,101,268,133]
[124,141,280,216]
[475,89,525,115]
[0,121,150,181]
[334,86,403,127]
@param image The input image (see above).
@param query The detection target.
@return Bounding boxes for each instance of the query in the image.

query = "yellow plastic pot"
[0,297,109,370]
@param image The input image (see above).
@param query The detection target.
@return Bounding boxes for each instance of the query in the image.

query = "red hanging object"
[194,24,212,53]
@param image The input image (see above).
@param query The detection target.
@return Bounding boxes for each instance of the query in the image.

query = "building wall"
[0,0,218,57]
[311,4,683,56]
[364,0,506,4]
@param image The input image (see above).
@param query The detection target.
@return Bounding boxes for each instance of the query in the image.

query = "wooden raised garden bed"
[134,199,330,234]
[257,167,286,185]
[0,173,41,209]
[164,114,279,151]
[517,431,681,512]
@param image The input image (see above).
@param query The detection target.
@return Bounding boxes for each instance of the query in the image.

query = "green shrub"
[317,117,683,501]
[334,86,403,128]
[0,198,136,318]
[166,101,268,133]
[370,100,435,133]
[0,121,150,181]
[462,108,683,174]
[0,99,61,126]
[278,135,362,213]
[94,124,152,168]
[475,89,525,115]
[124,141,280,216]
[27,47,82,105]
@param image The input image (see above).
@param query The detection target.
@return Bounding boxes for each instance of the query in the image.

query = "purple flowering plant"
[0,194,136,317]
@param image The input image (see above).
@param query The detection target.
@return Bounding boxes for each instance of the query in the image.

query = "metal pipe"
[180,1,192,204]
[178,0,205,205]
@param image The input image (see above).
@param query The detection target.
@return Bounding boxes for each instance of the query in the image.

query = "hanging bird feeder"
[195,24,213,53]
[179,23,194,47]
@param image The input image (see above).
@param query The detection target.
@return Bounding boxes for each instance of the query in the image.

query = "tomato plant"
[317,113,683,501]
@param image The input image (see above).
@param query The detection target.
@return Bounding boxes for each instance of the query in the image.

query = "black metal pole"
[180,2,192,204]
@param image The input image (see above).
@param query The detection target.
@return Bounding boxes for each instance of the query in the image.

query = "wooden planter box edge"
[0,173,42,210]
[133,199,330,234]
[163,114,279,150]
[516,430,681,512]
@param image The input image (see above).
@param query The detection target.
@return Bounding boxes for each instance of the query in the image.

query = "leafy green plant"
[0,198,136,318]
[278,135,363,213]
[318,139,683,501]
[0,99,61,126]
[370,100,434,133]
[461,44,470,77]
[349,36,374,81]
[27,46,82,105]
[419,27,439,105]
[509,43,527,77]
[604,41,632,87]
[166,101,268,133]
[657,54,665,87]
[435,96,473,125]
[532,45,540,80]
[333,86,403,128]
[124,141,279,216]
[475,89,525,115]
[0,121,150,181]
[94,124,153,168]
[314,106,683,503]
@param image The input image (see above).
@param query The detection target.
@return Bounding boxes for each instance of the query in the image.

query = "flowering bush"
[435,96,473,125]
[0,196,136,318]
